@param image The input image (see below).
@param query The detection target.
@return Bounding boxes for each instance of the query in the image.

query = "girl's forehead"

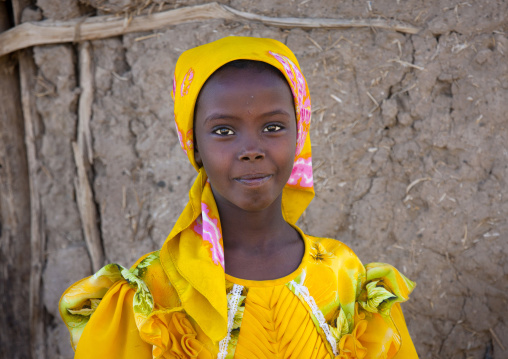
[207,65,288,89]
[197,66,294,107]
[194,69,295,123]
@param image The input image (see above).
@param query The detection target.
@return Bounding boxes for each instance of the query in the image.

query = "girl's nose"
[238,138,265,161]
[239,149,265,161]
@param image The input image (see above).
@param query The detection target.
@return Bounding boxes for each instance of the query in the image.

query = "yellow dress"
[60,229,417,359]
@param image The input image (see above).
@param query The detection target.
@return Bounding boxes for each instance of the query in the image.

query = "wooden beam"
[0,2,420,57]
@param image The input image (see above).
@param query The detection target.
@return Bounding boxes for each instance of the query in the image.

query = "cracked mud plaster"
[27,0,508,358]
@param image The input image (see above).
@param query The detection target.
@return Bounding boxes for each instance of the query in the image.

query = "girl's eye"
[214,128,234,136]
[263,124,282,132]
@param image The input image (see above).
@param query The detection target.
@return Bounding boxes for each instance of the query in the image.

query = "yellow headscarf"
[161,36,314,342]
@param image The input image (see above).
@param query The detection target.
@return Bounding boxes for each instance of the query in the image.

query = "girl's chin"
[218,193,281,214]
[210,182,286,214]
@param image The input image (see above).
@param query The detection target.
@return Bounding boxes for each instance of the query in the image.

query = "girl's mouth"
[234,174,273,186]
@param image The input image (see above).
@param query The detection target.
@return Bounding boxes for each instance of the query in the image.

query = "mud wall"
[1,0,508,358]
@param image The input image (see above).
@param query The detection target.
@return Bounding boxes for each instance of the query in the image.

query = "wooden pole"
[9,0,47,357]
[0,2,420,57]
[73,41,105,272]
[0,2,31,357]
[19,48,46,359]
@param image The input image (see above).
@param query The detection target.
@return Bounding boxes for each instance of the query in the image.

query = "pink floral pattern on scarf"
[269,51,311,156]
[287,157,313,188]
[192,182,225,268]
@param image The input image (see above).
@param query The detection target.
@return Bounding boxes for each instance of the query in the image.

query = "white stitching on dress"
[289,279,338,356]
[218,284,244,359]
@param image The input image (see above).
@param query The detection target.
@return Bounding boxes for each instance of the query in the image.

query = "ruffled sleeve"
[59,253,214,359]
[59,263,152,358]
[74,280,152,358]
[335,263,418,359]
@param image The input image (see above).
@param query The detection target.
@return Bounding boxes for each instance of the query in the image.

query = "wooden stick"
[73,142,104,273]
[78,41,94,165]
[73,42,105,273]
[489,328,506,351]
[19,48,46,359]
[0,2,420,57]
[223,4,420,33]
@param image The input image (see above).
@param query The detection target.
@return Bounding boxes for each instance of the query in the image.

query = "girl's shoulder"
[304,233,364,271]
[305,234,359,255]
[303,233,415,301]
[130,250,182,307]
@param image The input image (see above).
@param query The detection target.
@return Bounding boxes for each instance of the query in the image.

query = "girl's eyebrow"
[262,109,292,118]
[204,113,239,124]
[204,109,291,124]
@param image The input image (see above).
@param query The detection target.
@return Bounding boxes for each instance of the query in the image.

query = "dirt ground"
[2,0,508,358]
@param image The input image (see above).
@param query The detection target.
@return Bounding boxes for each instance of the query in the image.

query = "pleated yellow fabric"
[232,285,330,358]
[228,285,417,359]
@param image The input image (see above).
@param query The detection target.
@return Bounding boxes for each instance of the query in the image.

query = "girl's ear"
[194,144,203,167]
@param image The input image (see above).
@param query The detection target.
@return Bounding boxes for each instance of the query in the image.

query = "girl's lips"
[234,174,272,186]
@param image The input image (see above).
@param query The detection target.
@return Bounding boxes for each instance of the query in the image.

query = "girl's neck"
[212,188,305,281]
[217,195,293,252]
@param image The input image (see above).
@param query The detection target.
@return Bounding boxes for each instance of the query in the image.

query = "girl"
[60,36,418,358]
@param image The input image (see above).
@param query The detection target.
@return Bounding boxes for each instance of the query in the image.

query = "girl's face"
[194,66,297,213]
